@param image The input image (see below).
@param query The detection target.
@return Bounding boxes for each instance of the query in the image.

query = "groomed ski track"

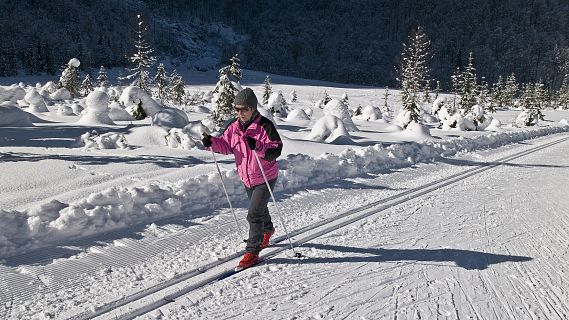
[75,134,569,320]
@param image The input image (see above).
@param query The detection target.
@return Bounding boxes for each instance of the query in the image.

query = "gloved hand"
[246,136,257,150]
[202,133,212,148]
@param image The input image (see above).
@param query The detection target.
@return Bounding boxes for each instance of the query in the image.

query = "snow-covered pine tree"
[434,80,441,100]
[124,14,156,93]
[518,82,539,126]
[396,26,431,128]
[212,68,237,126]
[382,88,391,117]
[423,79,432,103]
[59,58,81,98]
[262,75,272,105]
[97,66,109,87]
[533,81,546,120]
[154,63,168,101]
[504,73,518,108]
[168,69,185,106]
[456,52,478,119]
[558,74,569,110]
[322,90,332,104]
[80,74,94,96]
[478,76,491,111]
[290,89,297,102]
[490,76,505,111]
[132,100,147,120]
[229,54,242,82]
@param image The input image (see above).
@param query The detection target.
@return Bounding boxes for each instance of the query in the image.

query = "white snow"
[1,70,569,319]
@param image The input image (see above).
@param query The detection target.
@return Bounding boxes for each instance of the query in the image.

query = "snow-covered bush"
[24,89,48,113]
[399,122,433,141]
[50,88,72,101]
[0,104,32,126]
[152,108,189,129]
[165,120,211,150]
[306,115,351,143]
[77,130,128,149]
[41,81,58,94]
[77,91,116,126]
[71,103,84,115]
[57,105,74,116]
[354,105,382,121]
[119,86,163,117]
[323,99,359,131]
[515,110,540,127]
[267,91,288,116]
[485,118,502,131]
[304,107,313,118]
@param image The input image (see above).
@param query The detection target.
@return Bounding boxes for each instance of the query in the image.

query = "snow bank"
[0,85,26,103]
[0,104,33,127]
[1,125,569,257]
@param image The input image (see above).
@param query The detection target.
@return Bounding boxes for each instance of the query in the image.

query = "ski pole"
[252,151,302,258]
[210,149,246,241]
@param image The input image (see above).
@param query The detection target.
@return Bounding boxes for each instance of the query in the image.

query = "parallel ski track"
[75,135,569,320]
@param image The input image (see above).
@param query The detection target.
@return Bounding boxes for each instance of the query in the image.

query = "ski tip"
[234,266,244,272]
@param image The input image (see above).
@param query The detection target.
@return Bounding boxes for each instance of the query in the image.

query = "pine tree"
[59,58,81,98]
[168,69,185,106]
[154,63,168,101]
[80,74,94,96]
[396,26,431,128]
[322,90,331,104]
[490,76,506,111]
[382,88,391,117]
[434,80,441,100]
[212,69,237,126]
[229,54,242,82]
[97,66,109,87]
[132,100,147,120]
[124,14,156,92]
[423,79,432,103]
[478,76,490,111]
[504,73,518,108]
[558,74,569,110]
[457,52,478,117]
[341,92,350,109]
[519,82,539,126]
[262,75,272,105]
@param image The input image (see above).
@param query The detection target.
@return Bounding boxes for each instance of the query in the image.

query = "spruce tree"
[478,77,491,111]
[262,75,272,105]
[124,14,156,92]
[132,100,147,120]
[434,80,441,100]
[558,74,569,110]
[212,68,237,126]
[396,26,431,128]
[154,63,168,101]
[168,69,185,106]
[97,66,109,87]
[59,58,81,98]
[490,76,506,111]
[229,54,242,82]
[322,90,331,104]
[80,74,94,96]
[457,52,478,118]
[382,88,391,118]
[423,79,432,103]
[504,73,519,108]
[290,89,297,102]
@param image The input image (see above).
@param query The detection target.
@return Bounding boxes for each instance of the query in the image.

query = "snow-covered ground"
[1,70,569,319]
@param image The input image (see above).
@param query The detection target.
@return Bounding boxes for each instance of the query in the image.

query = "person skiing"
[202,88,283,269]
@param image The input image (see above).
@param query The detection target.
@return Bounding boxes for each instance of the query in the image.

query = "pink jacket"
[209,114,282,188]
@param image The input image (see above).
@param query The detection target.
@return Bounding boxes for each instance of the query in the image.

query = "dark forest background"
[1,0,568,89]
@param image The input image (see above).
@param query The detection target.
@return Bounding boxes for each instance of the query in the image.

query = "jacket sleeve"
[256,118,283,161]
[209,123,235,155]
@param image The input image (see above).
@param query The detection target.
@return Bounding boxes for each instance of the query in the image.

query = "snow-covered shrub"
[0,104,32,126]
[267,91,288,116]
[41,81,58,94]
[24,89,48,112]
[286,108,310,121]
[314,99,325,109]
[485,118,502,131]
[399,122,433,141]
[560,119,568,126]
[304,107,313,118]
[354,105,382,121]
[71,103,84,115]
[165,120,211,149]
[306,115,351,143]
[77,130,128,149]
[119,86,163,117]
[515,110,540,127]
[152,108,189,129]
[323,99,359,131]
[77,91,116,126]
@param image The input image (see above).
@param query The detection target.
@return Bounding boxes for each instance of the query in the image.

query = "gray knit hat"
[234,88,258,108]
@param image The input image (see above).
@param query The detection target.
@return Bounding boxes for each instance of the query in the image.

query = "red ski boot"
[259,228,275,249]
[235,252,259,271]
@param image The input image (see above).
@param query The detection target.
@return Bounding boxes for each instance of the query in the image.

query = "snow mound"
[57,105,74,116]
[77,130,129,149]
[385,124,403,132]
[24,89,48,112]
[267,91,288,116]
[108,102,134,121]
[71,103,84,115]
[119,86,163,117]
[50,88,72,101]
[41,81,58,94]
[166,120,211,150]
[286,108,310,121]
[0,104,33,127]
[125,126,169,146]
[398,122,433,141]
[85,90,110,111]
[0,85,26,103]
[485,118,503,131]
[323,99,359,131]
[152,108,189,129]
[561,119,568,126]
[306,115,351,143]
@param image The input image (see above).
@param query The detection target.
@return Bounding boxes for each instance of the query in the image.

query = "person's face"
[234,104,254,122]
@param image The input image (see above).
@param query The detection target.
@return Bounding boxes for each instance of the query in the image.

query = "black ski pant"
[245,178,276,254]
